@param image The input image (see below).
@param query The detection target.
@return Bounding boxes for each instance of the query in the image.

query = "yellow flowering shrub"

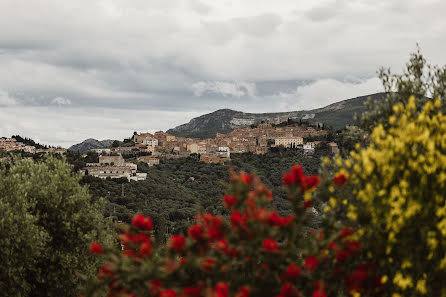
[326,96,446,296]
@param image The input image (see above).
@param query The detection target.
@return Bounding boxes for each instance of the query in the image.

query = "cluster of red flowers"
[282,165,321,192]
[332,173,349,188]
[88,165,383,297]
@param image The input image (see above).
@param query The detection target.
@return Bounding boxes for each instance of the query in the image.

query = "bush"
[323,96,446,296]
[86,168,381,297]
[0,157,114,297]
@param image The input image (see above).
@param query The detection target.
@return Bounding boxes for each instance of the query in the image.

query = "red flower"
[282,165,320,192]
[214,239,229,253]
[282,172,296,186]
[328,242,339,250]
[262,238,279,252]
[181,287,202,297]
[291,165,304,182]
[231,211,246,229]
[333,173,349,187]
[345,241,361,251]
[139,242,152,258]
[97,264,114,280]
[240,173,254,184]
[201,214,224,241]
[301,175,321,192]
[89,242,103,255]
[336,249,352,262]
[266,211,282,226]
[303,200,312,208]
[304,255,319,271]
[315,281,325,289]
[280,215,294,226]
[280,283,295,297]
[201,258,216,272]
[131,214,153,230]
[169,235,186,253]
[340,227,355,239]
[285,264,301,279]
[312,289,327,297]
[188,225,204,241]
[255,209,269,221]
[160,289,177,297]
[223,195,238,209]
[352,268,368,282]
[135,233,150,244]
[214,282,229,297]
[123,250,137,258]
[149,279,162,296]
[235,286,251,297]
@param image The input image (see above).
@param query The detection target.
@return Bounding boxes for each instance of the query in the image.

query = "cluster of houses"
[82,155,147,181]
[81,122,339,181]
[122,123,338,161]
[0,137,67,154]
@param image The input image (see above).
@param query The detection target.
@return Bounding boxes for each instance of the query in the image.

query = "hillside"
[167,93,386,138]
[68,138,116,153]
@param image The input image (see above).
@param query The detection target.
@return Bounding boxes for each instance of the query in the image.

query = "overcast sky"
[1,0,445,147]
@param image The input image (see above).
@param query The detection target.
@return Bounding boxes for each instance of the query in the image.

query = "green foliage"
[320,97,446,296]
[81,157,228,240]
[0,157,114,297]
[358,46,446,132]
[79,149,331,242]
[11,135,49,149]
[86,170,379,297]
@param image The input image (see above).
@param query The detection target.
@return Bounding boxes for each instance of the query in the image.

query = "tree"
[112,140,120,147]
[358,46,446,132]
[0,157,114,297]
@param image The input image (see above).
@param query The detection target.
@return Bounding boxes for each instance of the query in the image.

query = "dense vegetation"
[0,157,113,297]
[11,135,51,149]
[79,147,331,241]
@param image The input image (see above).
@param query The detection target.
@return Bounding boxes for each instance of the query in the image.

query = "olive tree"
[0,157,113,297]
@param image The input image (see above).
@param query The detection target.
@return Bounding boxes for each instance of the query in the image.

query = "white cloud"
[271,77,383,111]
[0,106,205,148]
[191,81,256,97]
[0,90,17,106]
[51,97,72,106]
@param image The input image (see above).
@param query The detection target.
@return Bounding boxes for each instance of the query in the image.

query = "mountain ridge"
[167,92,386,138]
[68,138,117,153]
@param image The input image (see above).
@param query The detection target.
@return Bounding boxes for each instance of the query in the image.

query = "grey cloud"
[189,0,212,15]
[0,89,17,106]
[51,97,72,106]
[232,13,282,37]
[305,0,346,22]
[191,81,256,97]
[0,0,445,146]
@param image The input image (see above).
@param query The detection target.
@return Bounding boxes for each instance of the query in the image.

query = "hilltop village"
[0,137,67,154]
[1,122,339,182]
[81,122,337,179]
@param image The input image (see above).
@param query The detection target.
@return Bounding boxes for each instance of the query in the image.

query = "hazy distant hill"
[68,138,116,153]
[167,93,386,138]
